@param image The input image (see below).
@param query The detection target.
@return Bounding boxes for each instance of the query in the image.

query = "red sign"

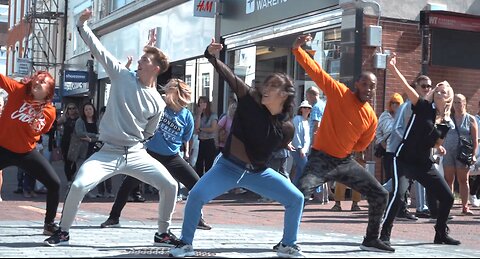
[425,12,480,32]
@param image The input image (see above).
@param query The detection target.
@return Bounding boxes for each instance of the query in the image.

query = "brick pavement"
[1,163,479,257]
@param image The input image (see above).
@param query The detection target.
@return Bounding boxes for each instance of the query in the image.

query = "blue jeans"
[415,181,429,212]
[180,155,304,246]
[291,150,308,186]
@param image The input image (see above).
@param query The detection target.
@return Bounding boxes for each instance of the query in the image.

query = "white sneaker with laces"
[169,242,195,257]
[469,195,480,207]
[276,243,305,258]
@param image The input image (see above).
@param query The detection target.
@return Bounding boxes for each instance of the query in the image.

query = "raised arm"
[387,54,419,106]
[76,9,125,80]
[204,38,249,98]
[292,34,344,97]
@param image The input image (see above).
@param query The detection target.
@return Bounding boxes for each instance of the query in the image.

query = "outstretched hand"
[147,32,157,46]
[292,34,312,49]
[78,8,92,25]
[207,38,223,56]
[387,53,397,68]
[125,56,133,69]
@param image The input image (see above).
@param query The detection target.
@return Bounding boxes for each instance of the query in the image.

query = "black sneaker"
[272,241,281,251]
[415,210,431,218]
[100,218,120,228]
[43,222,60,235]
[44,229,69,247]
[396,211,418,221]
[196,218,212,230]
[360,237,395,253]
[154,230,180,247]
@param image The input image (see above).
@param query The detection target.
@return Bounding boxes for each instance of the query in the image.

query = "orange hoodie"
[0,74,56,153]
[293,48,377,158]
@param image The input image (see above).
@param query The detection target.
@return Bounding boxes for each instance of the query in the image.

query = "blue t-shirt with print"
[146,106,194,156]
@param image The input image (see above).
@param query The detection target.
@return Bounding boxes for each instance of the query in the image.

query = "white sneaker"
[469,195,480,207]
[276,243,306,258]
[169,242,195,257]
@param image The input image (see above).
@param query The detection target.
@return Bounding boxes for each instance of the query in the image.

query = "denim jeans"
[180,155,304,246]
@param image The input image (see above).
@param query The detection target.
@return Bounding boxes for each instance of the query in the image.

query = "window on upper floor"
[110,0,134,13]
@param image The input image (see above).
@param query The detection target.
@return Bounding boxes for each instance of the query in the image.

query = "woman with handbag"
[71,102,103,198]
[442,94,478,215]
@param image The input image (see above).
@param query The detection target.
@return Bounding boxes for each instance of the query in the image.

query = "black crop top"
[204,48,293,169]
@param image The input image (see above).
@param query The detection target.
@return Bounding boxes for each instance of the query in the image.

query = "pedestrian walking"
[169,38,304,258]
[44,8,178,247]
[380,53,460,246]
[292,34,393,253]
[100,78,212,231]
[0,70,60,235]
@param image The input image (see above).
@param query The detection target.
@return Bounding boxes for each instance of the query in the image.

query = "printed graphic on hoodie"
[11,102,47,133]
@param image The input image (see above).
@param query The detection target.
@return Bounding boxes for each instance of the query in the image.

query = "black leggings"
[470,175,480,196]
[0,146,61,224]
[108,150,200,220]
[195,138,217,177]
[382,158,454,234]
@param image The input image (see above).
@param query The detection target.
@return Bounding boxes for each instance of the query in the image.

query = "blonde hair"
[165,78,192,108]
[427,80,454,118]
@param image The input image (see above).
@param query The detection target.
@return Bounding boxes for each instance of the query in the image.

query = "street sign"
[16,58,31,77]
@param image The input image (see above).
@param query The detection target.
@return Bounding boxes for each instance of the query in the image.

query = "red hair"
[24,71,55,102]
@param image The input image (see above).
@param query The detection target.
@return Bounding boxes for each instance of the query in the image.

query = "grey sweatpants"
[59,143,178,233]
[299,149,388,239]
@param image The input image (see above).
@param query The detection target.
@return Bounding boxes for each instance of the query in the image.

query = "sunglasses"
[420,84,432,89]
[67,107,76,110]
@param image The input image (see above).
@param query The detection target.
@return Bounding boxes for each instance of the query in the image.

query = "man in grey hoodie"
[44,9,179,247]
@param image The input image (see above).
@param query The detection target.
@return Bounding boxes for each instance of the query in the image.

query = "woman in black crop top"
[169,39,305,258]
[380,53,460,247]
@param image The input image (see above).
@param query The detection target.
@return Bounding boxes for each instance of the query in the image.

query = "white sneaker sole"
[169,251,195,257]
[153,242,176,247]
[100,223,120,228]
[43,240,69,247]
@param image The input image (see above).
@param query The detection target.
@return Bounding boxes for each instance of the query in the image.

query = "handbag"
[457,135,474,166]
[454,119,474,166]
[67,133,82,162]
